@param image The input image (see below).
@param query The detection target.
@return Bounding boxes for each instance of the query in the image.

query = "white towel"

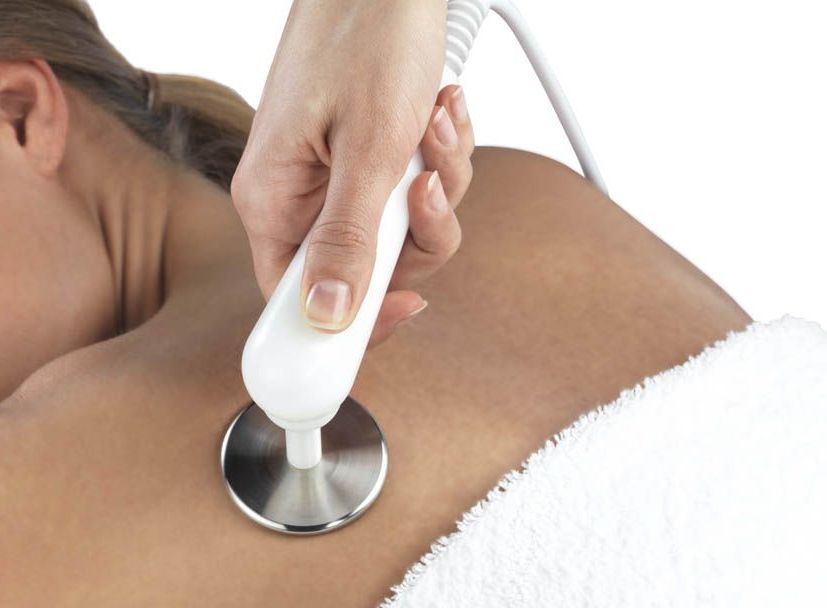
[382,317,827,607]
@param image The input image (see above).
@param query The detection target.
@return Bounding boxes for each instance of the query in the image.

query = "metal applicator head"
[218,114,438,533]
[221,0,606,534]
[221,397,387,534]
[220,49,463,536]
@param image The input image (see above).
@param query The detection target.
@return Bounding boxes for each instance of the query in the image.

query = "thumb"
[301,131,409,332]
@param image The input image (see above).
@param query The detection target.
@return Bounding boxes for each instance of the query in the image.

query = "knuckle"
[230,160,256,212]
[231,141,300,210]
[343,94,422,170]
[442,157,474,205]
[231,161,301,240]
[460,158,474,191]
[310,219,374,260]
[446,149,471,175]
[439,140,470,171]
[232,159,278,213]
[429,222,462,259]
[445,224,463,258]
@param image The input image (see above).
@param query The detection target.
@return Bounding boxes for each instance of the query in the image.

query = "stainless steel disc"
[220,398,388,535]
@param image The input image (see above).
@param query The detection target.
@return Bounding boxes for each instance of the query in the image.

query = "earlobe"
[0,59,69,175]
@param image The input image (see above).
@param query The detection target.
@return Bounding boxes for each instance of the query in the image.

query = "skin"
[233,0,453,330]
[0,58,472,395]
[0,62,751,606]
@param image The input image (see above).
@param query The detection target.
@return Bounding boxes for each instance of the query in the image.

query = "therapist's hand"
[232,0,474,346]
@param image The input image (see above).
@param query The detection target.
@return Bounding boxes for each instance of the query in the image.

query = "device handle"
[242,69,460,439]
[242,0,609,470]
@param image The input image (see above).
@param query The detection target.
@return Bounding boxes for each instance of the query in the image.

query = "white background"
[88,0,826,325]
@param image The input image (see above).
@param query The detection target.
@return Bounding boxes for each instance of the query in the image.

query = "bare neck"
[59,91,232,331]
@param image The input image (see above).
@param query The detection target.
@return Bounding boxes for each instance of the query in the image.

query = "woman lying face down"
[0,1,750,606]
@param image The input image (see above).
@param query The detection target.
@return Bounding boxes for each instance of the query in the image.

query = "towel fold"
[382,317,827,607]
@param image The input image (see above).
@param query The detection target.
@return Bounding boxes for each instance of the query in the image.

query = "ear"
[0,59,69,175]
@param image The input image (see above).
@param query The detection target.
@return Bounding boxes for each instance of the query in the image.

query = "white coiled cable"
[446,0,608,195]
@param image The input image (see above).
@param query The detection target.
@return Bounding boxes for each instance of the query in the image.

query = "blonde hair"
[0,0,254,190]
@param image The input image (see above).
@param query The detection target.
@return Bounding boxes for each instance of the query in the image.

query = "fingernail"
[449,86,468,122]
[305,279,352,330]
[427,171,449,213]
[397,300,428,327]
[432,106,457,147]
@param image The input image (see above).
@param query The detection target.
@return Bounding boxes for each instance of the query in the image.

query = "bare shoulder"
[461,145,751,341]
[0,147,754,607]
